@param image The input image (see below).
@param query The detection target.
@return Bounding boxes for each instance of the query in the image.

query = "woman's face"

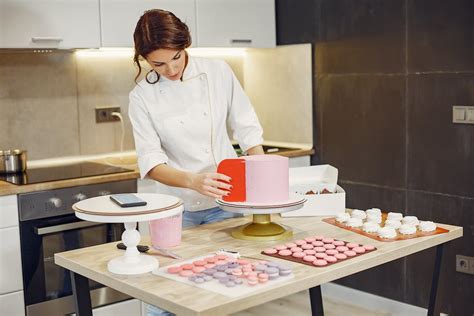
[146,49,186,81]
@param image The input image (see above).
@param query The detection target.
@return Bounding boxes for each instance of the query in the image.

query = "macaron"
[295,240,307,245]
[292,252,305,258]
[304,237,316,242]
[179,270,193,277]
[353,247,366,254]
[193,260,207,266]
[313,259,328,266]
[325,249,339,256]
[304,249,316,255]
[290,247,303,252]
[364,245,376,251]
[315,253,327,259]
[334,253,347,260]
[344,250,357,257]
[323,244,336,249]
[278,249,292,256]
[181,264,194,270]
[336,246,349,252]
[167,266,182,274]
[274,245,287,251]
[312,241,325,247]
[263,248,278,255]
[285,242,297,248]
[322,238,334,243]
[332,240,345,246]
[303,255,317,262]
[346,243,359,249]
[325,256,337,263]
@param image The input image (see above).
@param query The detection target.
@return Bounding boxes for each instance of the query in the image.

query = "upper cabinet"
[100,0,197,47]
[0,0,100,49]
[196,0,276,48]
[0,0,276,49]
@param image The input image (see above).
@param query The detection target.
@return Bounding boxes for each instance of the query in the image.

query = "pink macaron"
[313,259,328,266]
[344,250,357,257]
[322,238,334,243]
[301,244,314,250]
[304,249,316,255]
[314,247,327,252]
[346,242,359,249]
[364,245,376,251]
[292,252,305,258]
[295,240,307,245]
[303,255,317,262]
[323,244,336,249]
[315,253,327,259]
[325,256,337,263]
[312,241,325,247]
[263,248,278,255]
[304,237,316,242]
[167,266,182,274]
[290,247,303,252]
[353,247,366,254]
[325,249,339,256]
[332,240,345,246]
[335,253,347,260]
[278,249,292,256]
[336,246,349,252]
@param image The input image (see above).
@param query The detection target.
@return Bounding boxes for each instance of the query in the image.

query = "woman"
[129,9,264,315]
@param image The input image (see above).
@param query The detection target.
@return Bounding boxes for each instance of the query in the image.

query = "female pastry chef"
[129,10,264,230]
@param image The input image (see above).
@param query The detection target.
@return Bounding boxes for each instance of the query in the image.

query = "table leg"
[427,244,444,316]
[309,285,324,316]
[70,271,93,316]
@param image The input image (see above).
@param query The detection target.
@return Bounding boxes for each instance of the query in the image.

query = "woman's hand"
[189,172,232,199]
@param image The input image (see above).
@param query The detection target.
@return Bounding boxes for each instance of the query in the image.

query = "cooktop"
[0,162,133,185]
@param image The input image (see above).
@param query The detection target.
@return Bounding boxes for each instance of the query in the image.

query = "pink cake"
[217,155,289,203]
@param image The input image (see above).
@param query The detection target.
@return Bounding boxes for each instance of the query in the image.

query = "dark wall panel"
[318,74,406,187]
[407,73,474,197]
[408,0,474,72]
[316,0,405,74]
[406,191,474,314]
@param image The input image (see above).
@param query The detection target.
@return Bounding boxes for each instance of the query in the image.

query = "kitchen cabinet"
[0,0,100,48]
[0,195,23,295]
[100,0,196,47]
[196,0,276,48]
[275,0,318,45]
[0,291,25,316]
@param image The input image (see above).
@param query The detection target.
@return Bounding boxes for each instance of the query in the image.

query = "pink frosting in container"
[149,211,183,248]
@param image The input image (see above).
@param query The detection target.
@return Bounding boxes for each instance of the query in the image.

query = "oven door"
[19,214,128,315]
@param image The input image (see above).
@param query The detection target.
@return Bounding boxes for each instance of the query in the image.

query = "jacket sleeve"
[222,61,264,152]
[128,88,169,179]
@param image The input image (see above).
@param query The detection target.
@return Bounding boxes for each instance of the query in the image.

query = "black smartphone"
[109,194,147,208]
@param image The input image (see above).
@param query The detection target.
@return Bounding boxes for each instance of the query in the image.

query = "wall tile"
[318,74,406,187]
[75,54,137,155]
[0,52,80,159]
[316,0,405,74]
[408,0,474,72]
[407,73,474,198]
[405,191,474,314]
[341,181,406,212]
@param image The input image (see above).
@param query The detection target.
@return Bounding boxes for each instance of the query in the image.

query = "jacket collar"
[158,53,201,84]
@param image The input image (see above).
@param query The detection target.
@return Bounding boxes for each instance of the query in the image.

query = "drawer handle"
[230,39,252,44]
[31,37,63,43]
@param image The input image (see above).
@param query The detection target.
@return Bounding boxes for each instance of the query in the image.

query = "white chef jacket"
[128,56,264,211]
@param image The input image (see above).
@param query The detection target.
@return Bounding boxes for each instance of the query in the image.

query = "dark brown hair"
[133,9,192,83]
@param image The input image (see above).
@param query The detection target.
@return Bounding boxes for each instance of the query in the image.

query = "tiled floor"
[234,290,390,316]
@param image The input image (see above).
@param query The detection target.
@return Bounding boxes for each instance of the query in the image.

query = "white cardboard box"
[282,165,346,217]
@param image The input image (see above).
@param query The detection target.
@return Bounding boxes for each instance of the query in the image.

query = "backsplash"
[0,44,312,160]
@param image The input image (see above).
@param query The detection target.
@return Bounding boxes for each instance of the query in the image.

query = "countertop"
[0,143,314,196]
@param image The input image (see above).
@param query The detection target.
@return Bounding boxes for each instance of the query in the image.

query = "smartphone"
[109,194,147,208]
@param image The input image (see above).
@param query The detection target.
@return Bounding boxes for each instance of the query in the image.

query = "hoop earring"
[146,70,159,84]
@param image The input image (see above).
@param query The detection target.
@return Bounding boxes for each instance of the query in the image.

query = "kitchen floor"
[234,290,388,316]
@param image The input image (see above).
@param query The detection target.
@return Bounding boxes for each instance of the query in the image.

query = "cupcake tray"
[261,236,377,268]
[152,254,294,298]
[323,213,449,242]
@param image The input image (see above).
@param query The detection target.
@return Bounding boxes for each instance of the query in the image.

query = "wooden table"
[54,214,462,316]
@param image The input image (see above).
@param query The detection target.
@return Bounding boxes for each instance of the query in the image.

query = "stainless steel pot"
[0,149,27,174]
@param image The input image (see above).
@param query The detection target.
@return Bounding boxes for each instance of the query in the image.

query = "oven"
[18,180,136,316]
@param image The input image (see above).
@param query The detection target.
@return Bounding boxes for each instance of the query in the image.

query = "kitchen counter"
[0,143,313,196]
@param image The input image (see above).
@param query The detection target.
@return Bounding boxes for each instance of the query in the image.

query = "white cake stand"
[73,193,183,275]
[216,195,306,241]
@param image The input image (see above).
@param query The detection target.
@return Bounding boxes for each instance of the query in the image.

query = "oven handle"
[34,221,104,236]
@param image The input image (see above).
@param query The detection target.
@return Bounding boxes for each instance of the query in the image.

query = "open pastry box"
[282,165,345,217]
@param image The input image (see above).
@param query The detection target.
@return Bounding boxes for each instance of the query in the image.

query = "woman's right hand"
[189,172,232,199]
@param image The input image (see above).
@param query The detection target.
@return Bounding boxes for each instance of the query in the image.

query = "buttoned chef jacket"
[129,56,264,211]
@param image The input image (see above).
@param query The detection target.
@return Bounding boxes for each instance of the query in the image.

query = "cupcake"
[402,216,419,226]
[336,212,351,223]
[399,224,417,235]
[384,219,402,229]
[345,218,363,228]
[419,221,437,232]
[378,227,397,239]
[366,214,382,224]
[387,212,403,221]
[362,222,380,233]
[351,209,367,220]
[366,208,382,217]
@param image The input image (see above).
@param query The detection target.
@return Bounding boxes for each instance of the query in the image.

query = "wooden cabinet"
[100,0,196,47]
[196,0,276,48]
[0,0,100,49]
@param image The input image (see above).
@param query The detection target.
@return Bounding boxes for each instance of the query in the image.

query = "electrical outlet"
[95,107,121,123]
[456,255,474,275]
